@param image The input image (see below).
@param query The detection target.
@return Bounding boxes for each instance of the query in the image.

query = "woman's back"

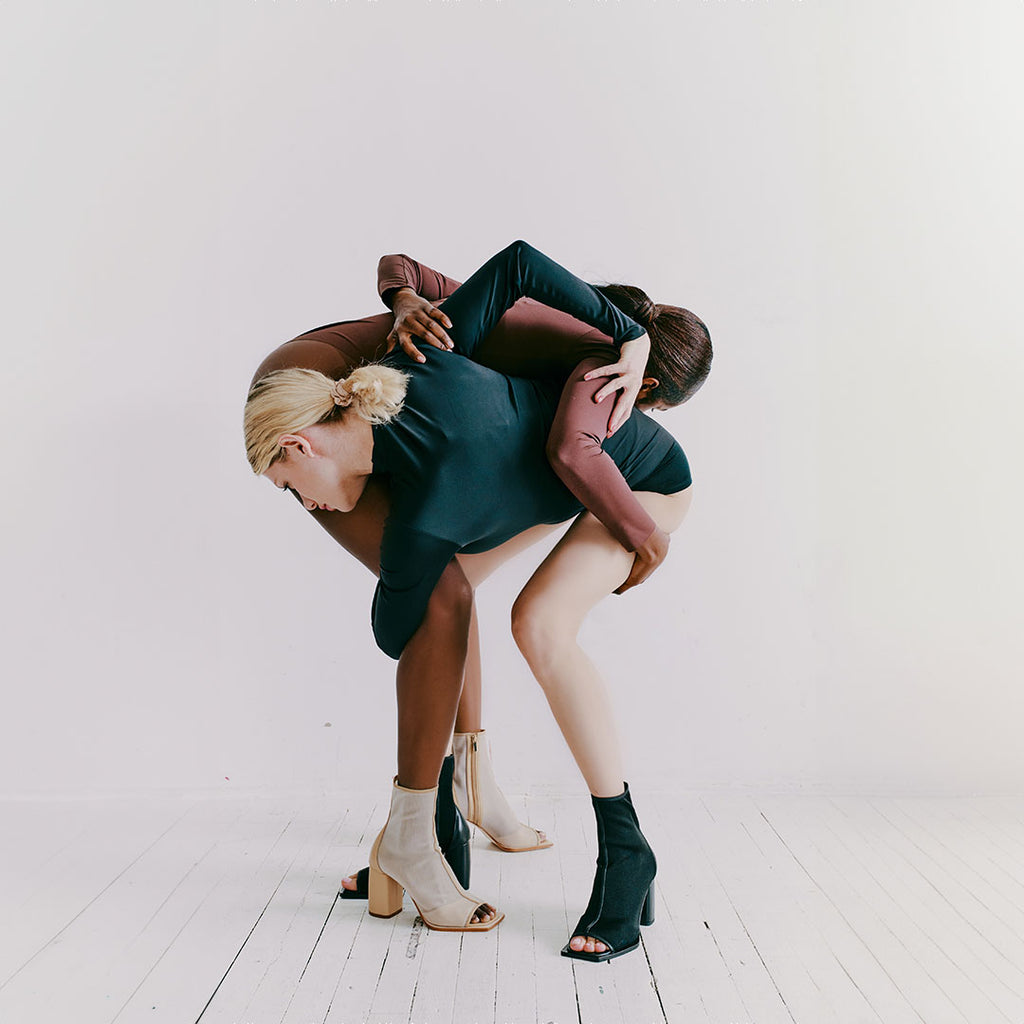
[370,346,683,657]
[371,348,580,552]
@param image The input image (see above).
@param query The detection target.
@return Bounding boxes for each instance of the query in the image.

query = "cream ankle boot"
[368,776,503,932]
[452,730,553,853]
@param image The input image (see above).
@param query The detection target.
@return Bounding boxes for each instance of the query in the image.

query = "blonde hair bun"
[335,365,407,422]
[244,363,409,475]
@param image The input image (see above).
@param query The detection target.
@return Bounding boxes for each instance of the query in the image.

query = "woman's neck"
[326,413,375,505]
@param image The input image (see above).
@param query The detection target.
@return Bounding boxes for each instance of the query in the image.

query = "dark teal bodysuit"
[369,241,691,658]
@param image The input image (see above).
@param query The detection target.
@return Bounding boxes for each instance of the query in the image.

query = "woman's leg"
[307,478,463,781]
[316,489,558,905]
[449,524,565,851]
[453,521,564,731]
[306,480,493,921]
[395,559,472,789]
[456,607,484,735]
[510,487,693,952]
[311,489,559,739]
[377,524,566,924]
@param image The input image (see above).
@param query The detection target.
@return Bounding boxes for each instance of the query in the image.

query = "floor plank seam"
[756,805,927,1022]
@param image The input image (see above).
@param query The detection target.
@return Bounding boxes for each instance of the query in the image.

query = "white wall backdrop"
[2,0,1021,798]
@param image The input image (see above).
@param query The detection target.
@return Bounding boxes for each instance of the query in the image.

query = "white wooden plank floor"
[2,791,1024,1024]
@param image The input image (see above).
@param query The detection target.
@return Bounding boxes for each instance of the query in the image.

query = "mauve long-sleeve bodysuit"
[253,246,663,551]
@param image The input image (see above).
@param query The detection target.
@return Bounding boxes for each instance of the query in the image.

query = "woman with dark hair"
[591,282,712,407]
[247,241,711,956]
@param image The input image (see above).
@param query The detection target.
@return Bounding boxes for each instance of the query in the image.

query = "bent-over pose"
[246,241,711,953]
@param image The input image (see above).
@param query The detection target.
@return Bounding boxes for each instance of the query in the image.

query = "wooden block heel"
[367,834,404,918]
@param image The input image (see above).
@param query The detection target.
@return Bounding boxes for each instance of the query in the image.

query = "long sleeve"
[439,240,646,360]
[377,253,463,308]
[376,241,659,552]
[371,522,461,660]
[547,356,658,551]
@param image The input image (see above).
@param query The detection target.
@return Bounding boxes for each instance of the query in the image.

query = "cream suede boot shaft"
[368,776,503,931]
[452,730,552,852]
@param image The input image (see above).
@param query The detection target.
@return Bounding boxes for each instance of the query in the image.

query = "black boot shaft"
[591,783,655,870]
[436,753,471,888]
[563,782,656,962]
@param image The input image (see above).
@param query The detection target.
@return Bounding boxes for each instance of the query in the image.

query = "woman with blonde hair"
[245,241,707,957]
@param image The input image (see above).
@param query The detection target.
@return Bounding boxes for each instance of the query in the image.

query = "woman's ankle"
[589,781,627,800]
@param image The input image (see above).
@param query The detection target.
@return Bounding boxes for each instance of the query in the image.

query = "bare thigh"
[308,477,566,586]
[456,523,566,588]
[515,488,693,629]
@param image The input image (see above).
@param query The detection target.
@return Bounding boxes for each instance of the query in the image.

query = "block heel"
[640,880,656,926]
[367,831,404,919]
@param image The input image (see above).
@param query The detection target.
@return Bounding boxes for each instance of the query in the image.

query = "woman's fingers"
[614,527,670,594]
[583,360,623,382]
[592,376,626,404]
[599,332,651,434]
[416,309,454,349]
[399,330,428,361]
[388,293,455,362]
[614,556,649,594]
[386,314,455,363]
[404,314,452,351]
[584,360,643,434]
[607,388,637,435]
[387,329,425,361]
[430,304,454,331]
[589,374,642,435]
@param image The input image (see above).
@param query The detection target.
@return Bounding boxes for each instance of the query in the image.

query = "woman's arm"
[438,240,646,358]
[378,253,462,307]
[372,523,462,660]
[547,356,670,588]
[379,244,647,381]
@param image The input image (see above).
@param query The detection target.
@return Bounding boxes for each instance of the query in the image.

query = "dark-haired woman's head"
[594,283,712,409]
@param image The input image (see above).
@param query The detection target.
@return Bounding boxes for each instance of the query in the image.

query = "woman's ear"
[637,377,661,400]
[277,433,314,458]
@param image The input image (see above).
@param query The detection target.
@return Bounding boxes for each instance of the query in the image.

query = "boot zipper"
[469,734,479,824]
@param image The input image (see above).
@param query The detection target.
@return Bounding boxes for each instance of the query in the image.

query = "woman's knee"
[510,592,572,675]
[423,561,474,636]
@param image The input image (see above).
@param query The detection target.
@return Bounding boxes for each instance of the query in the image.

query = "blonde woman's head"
[244,364,408,510]
[244,364,408,474]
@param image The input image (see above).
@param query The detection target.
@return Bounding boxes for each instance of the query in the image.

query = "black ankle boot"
[340,754,471,899]
[560,782,656,962]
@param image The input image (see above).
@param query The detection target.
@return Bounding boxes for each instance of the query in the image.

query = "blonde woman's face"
[263,427,367,514]
[264,454,340,511]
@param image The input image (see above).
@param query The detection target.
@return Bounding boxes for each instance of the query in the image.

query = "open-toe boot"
[341,753,470,900]
[561,782,656,962]
[368,776,503,932]
[453,730,552,852]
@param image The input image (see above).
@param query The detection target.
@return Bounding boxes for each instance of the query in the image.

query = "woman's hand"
[582,332,651,437]
[386,287,454,362]
[614,525,670,595]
